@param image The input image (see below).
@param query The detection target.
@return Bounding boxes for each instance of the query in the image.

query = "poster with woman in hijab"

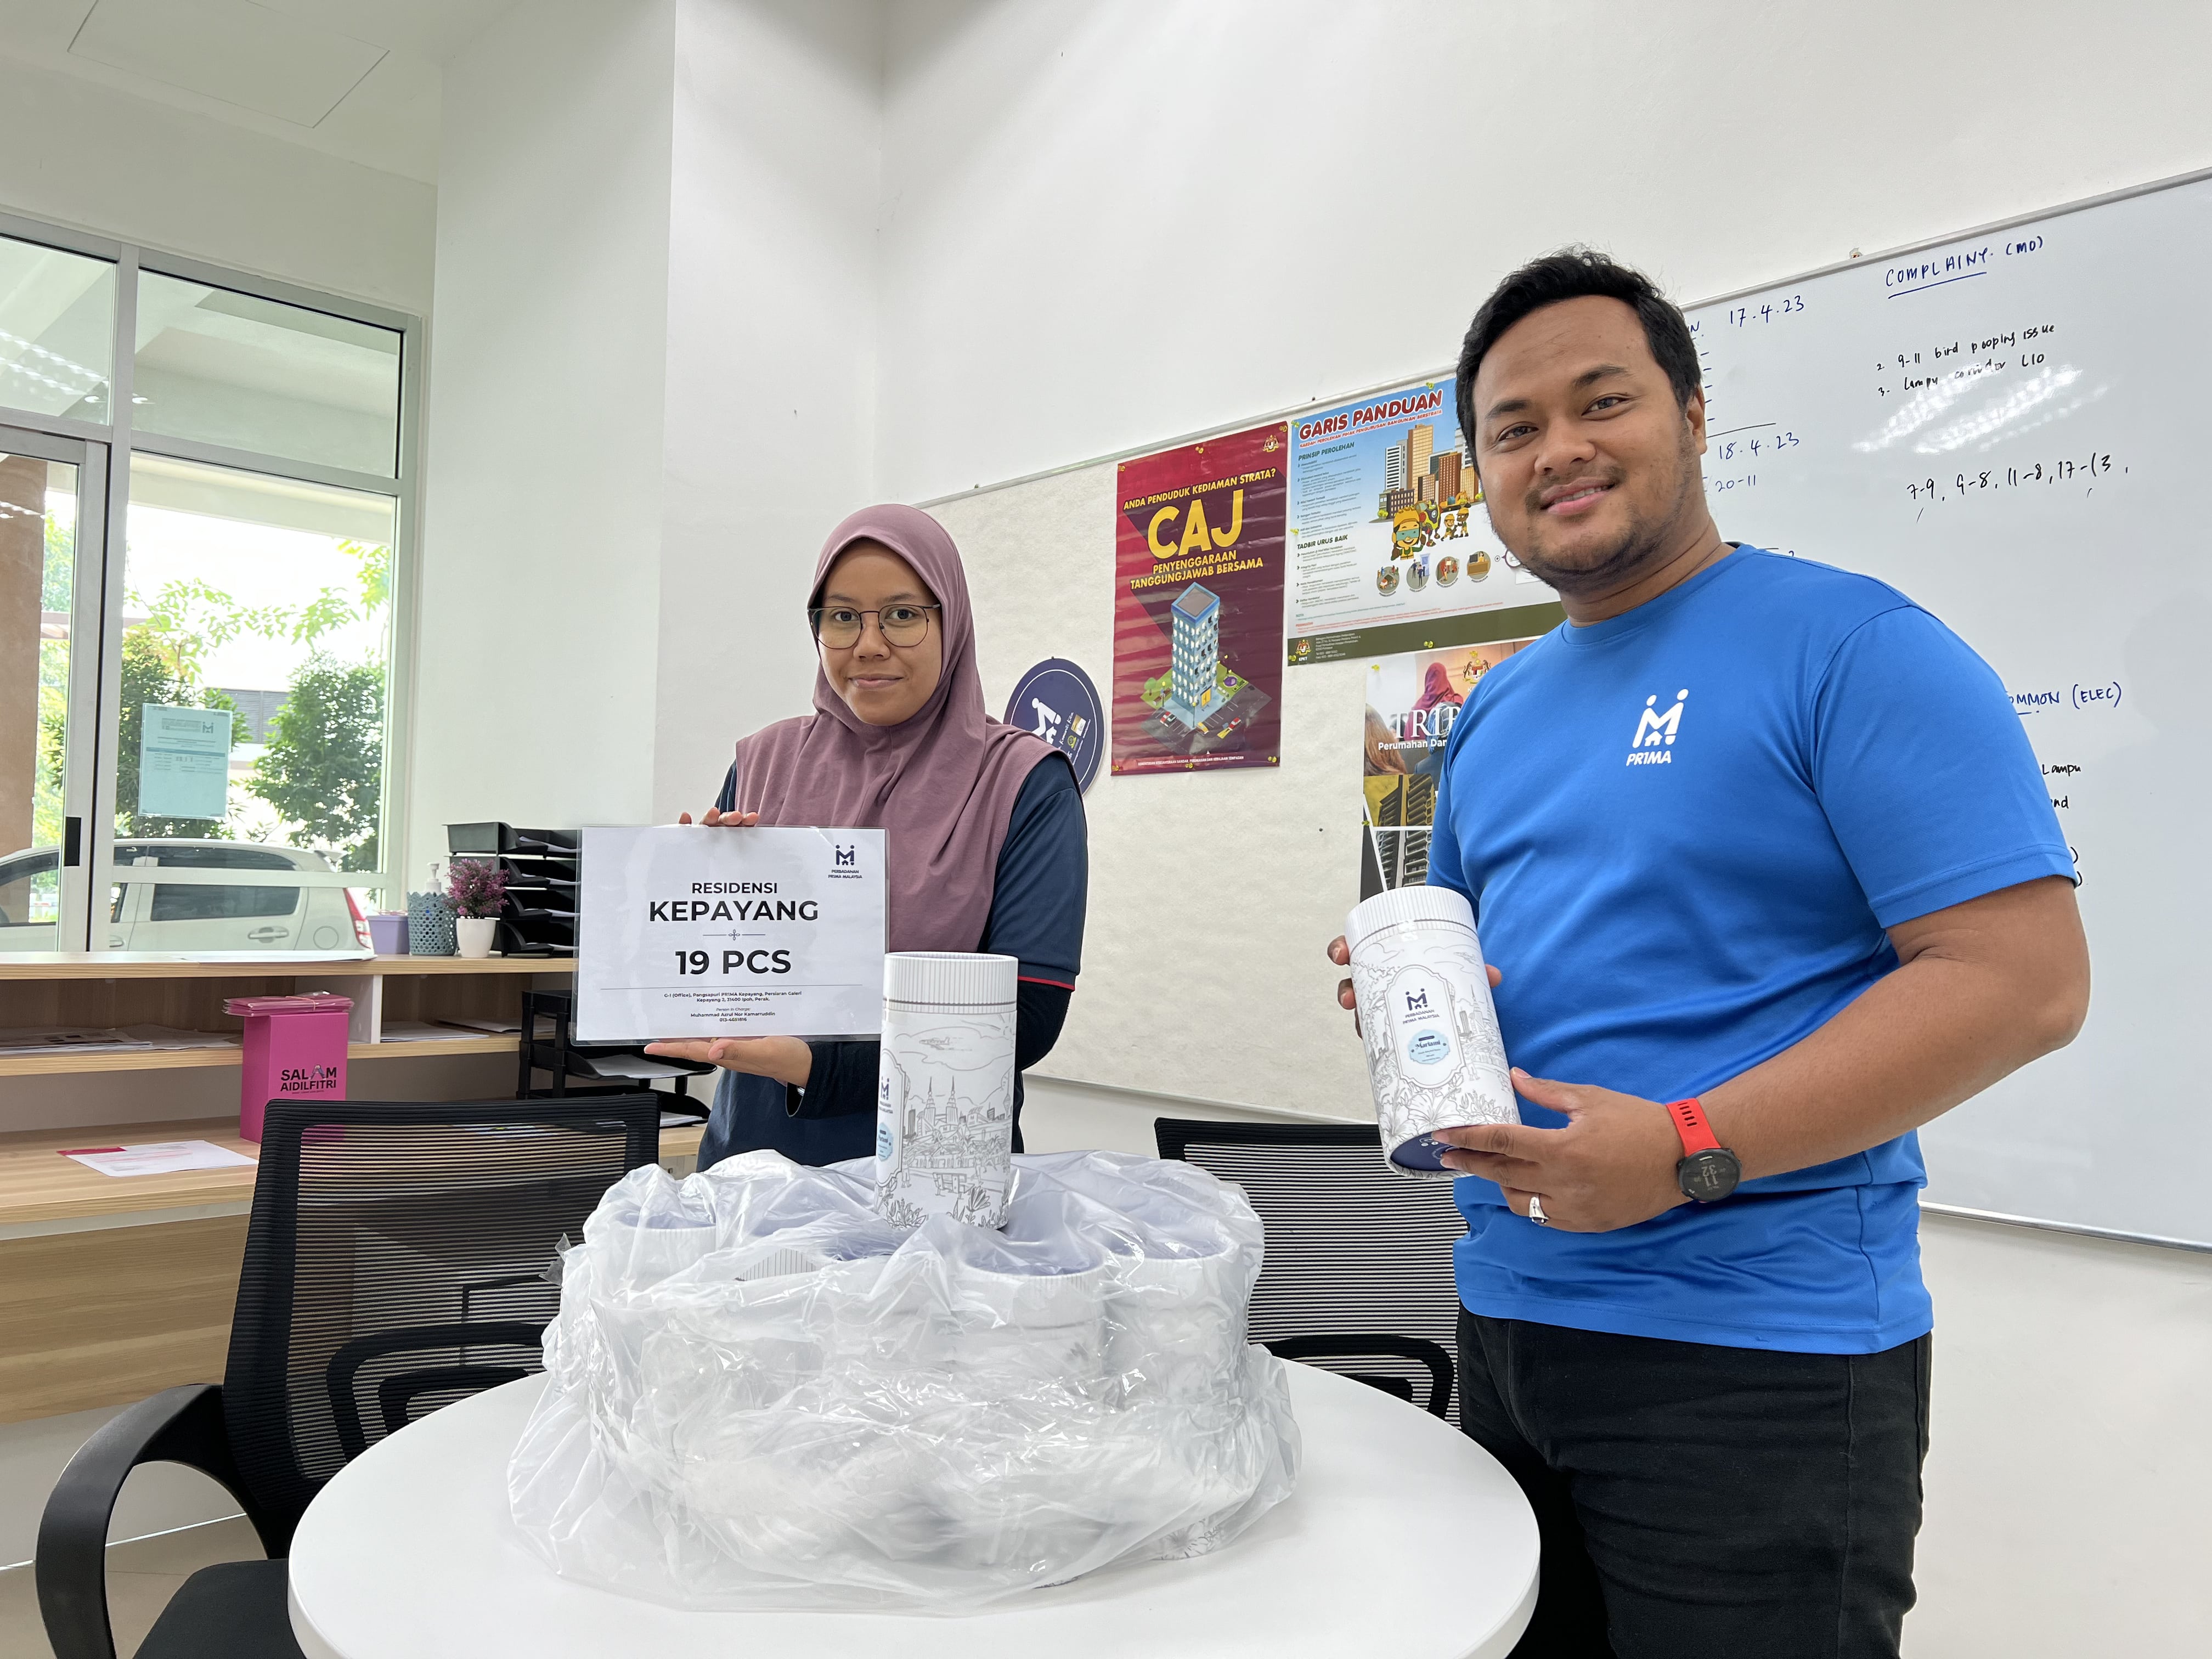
[1110,423,1288,775]
[1361,638,1535,891]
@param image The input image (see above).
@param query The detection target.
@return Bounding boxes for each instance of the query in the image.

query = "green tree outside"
[32,515,72,848]
[31,535,389,861]
[249,658,384,872]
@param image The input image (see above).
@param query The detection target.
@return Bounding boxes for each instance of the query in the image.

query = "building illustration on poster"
[1289,379,1563,664]
[1111,424,1286,775]
[1165,584,1222,727]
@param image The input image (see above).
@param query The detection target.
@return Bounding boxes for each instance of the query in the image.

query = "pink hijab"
[1413,661,1463,714]
[727,504,1053,953]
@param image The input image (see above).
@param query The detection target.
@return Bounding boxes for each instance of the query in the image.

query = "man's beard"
[1499,444,1701,600]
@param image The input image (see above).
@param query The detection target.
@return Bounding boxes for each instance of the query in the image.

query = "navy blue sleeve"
[714,764,737,814]
[1812,606,2075,928]
[979,755,1087,985]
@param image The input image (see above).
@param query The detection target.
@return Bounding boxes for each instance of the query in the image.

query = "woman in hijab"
[1412,660,1463,719]
[647,504,1088,1170]
[1408,659,1464,782]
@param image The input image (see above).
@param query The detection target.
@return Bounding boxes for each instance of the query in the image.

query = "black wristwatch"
[1666,1097,1741,1203]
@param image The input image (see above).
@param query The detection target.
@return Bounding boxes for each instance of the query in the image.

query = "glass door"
[105,453,394,954]
[0,425,105,950]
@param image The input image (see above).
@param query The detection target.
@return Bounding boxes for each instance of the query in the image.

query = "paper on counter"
[61,1141,257,1177]
[377,1020,471,1042]
[118,1025,238,1051]
[0,1027,155,1054]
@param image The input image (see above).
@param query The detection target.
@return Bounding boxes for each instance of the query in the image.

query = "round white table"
[289,1362,1537,1658]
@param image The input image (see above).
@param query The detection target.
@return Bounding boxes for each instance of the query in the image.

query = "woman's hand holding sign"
[645,1034,814,1086]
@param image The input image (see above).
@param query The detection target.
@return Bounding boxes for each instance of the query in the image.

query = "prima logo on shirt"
[1627,689,1688,765]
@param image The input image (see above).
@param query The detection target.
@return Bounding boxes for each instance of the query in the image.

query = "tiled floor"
[0,1517,265,1659]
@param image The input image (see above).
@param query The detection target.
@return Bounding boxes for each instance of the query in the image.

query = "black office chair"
[1156,1117,1466,1423]
[36,1093,662,1659]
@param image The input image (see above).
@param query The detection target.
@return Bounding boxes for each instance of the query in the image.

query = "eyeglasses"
[809,603,940,648]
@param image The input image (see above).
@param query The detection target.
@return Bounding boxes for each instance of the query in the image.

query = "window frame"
[0,206,423,952]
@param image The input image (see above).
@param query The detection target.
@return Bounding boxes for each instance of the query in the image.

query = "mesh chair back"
[222,1094,661,1545]
[1156,1117,1469,1424]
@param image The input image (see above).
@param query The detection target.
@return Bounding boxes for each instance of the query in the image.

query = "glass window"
[1,451,81,950]
[133,270,401,477]
[1,217,415,957]
[0,850,60,941]
[136,845,304,923]
[116,453,392,953]
[0,235,115,424]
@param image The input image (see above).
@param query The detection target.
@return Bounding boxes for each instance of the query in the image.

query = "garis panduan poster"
[1111,423,1288,775]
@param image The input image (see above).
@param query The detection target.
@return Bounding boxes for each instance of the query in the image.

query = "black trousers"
[1457,1310,1931,1659]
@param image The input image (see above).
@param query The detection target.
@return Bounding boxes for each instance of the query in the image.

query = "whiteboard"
[938,167,2212,1250]
[1684,172,2211,1249]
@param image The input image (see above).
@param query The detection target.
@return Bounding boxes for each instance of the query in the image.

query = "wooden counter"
[0,1113,707,1424]
[0,953,723,1424]
[0,953,573,1077]
[0,1116,263,1231]
[0,952,574,980]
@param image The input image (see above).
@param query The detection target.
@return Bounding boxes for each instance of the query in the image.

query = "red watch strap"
[1665,1097,1722,1155]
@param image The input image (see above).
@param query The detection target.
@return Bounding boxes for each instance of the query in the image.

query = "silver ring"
[1527,1194,1551,1227]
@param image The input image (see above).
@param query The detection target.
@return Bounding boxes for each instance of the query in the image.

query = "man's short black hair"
[1454,249,1701,452]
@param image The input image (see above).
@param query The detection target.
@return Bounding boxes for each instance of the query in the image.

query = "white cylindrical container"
[1345,886,1516,1178]
[873,952,1020,1231]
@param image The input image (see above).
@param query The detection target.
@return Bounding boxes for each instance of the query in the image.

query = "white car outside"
[0,838,371,953]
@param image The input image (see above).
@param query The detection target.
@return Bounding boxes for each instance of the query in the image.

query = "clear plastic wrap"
[507,1148,1301,1609]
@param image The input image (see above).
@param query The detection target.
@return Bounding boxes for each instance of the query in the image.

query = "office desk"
[289,1361,1538,1659]
[0,1051,702,1424]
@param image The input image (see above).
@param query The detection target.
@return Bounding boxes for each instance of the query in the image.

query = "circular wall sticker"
[1003,658,1105,792]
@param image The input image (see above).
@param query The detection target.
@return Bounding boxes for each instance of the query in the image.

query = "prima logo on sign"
[1405,987,1429,1012]
[834,845,855,867]
[1628,689,1688,766]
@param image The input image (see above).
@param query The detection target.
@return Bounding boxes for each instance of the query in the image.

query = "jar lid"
[883,951,1019,1007]
[1344,884,1476,954]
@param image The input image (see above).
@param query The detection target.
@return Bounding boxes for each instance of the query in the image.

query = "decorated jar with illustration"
[873,952,1020,1231]
[1345,885,1516,1178]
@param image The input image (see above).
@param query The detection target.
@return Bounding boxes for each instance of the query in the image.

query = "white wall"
[873,5,2212,1652]
[875,0,2212,504]
[405,0,679,874]
[653,0,883,819]
[408,0,882,866]
[0,50,434,315]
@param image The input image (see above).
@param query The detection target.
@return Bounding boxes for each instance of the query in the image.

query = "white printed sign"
[574,826,887,1042]
[138,704,232,819]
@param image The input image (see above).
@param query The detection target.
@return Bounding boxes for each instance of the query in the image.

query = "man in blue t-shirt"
[1328,252,2088,1658]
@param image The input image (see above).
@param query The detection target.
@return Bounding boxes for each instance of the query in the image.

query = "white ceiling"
[0,0,523,184]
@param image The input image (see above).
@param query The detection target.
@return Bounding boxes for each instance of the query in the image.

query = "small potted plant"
[447,859,509,959]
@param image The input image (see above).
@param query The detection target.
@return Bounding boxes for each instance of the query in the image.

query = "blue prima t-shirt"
[1428,548,2072,1353]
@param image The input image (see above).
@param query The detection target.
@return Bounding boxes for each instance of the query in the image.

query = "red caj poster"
[1111,423,1287,775]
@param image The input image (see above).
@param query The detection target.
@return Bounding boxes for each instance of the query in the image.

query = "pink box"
[224,994,352,1143]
